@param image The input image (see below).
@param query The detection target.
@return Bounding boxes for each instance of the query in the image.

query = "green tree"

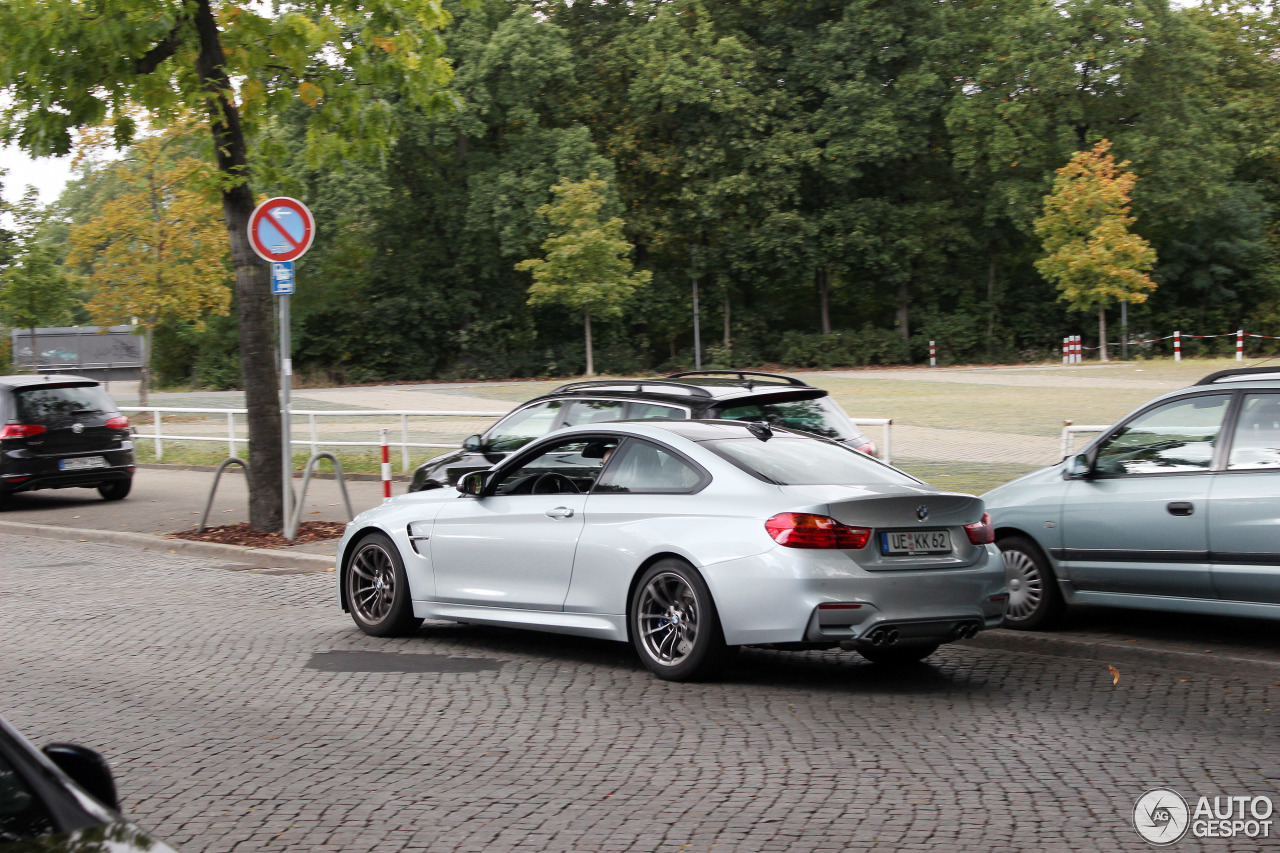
[0,189,76,370]
[0,0,453,530]
[68,123,231,404]
[1034,140,1156,360]
[517,174,651,375]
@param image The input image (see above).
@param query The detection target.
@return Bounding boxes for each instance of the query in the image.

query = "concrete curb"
[961,629,1280,680]
[0,520,335,572]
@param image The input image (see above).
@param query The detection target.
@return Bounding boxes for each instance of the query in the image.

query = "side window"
[628,403,687,420]
[1228,393,1280,470]
[1094,394,1230,475]
[561,400,627,427]
[594,440,705,493]
[485,401,563,453]
[492,438,620,496]
[0,752,56,843]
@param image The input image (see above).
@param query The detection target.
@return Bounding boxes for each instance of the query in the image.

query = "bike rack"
[197,457,249,532]
[286,452,355,541]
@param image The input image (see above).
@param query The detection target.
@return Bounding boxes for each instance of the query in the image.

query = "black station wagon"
[409,370,875,491]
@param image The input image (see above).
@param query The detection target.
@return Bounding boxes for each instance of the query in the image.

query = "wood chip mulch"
[170,521,347,548]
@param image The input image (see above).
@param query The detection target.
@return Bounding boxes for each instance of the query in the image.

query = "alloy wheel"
[637,571,701,666]
[350,542,397,625]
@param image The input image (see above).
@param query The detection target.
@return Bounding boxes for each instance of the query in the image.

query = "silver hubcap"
[350,543,396,624]
[1002,548,1043,621]
[637,572,700,666]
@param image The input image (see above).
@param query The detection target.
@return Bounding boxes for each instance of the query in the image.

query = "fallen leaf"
[1108,665,1120,685]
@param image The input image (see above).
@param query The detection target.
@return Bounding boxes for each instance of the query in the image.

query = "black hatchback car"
[0,375,135,506]
[409,370,875,491]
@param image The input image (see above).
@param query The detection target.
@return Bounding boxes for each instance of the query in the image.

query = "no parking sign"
[248,197,315,263]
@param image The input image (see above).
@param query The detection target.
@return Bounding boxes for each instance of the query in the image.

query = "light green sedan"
[983,366,1280,629]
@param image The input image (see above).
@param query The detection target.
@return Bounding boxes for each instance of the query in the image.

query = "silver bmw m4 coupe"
[336,420,1007,681]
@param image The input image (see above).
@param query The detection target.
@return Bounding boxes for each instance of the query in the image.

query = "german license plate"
[880,529,951,556]
[60,456,108,471]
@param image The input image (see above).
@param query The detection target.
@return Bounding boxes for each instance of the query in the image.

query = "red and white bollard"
[1062,337,1069,364]
[1237,329,1244,361]
[1073,335,1081,364]
[929,340,936,367]
[380,427,392,501]
[1174,330,1181,362]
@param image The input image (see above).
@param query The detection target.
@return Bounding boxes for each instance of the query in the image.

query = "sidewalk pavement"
[0,465,389,571]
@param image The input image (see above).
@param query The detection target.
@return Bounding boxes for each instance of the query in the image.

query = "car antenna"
[747,420,772,441]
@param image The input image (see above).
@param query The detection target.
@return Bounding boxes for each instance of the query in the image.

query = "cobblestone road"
[2,533,1278,852]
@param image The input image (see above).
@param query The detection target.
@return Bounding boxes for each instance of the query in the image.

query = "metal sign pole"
[280,288,293,538]
[248,198,314,538]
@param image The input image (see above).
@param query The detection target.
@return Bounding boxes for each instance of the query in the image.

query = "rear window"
[13,385,113,425]
[704,436,916,486]
[716,397,865,442]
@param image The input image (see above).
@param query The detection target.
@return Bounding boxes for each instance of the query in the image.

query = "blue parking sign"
[271,261,296,295]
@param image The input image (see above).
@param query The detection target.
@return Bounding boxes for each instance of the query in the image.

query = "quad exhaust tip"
[950,621,982,640]
[865,627,900,647]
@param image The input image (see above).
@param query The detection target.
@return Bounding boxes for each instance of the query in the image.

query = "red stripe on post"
[380,428,392,499]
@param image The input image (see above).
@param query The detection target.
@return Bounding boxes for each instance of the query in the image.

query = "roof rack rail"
[665,370,811,388]
[1194,366,1280,385]
[550,379,714,398]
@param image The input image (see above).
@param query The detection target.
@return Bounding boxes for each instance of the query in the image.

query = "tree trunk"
[818,268,831,335]
[895,282,909,342]
[1098,306,1108,363]
[723,292,731,350]
[986,256,997,361]
[139,325,152,406]
[195,0,283,532]
[583,308,594,377]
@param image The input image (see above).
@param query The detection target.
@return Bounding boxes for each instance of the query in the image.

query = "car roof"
[541,372,826,407]
[0,374,100,391]
[557,418,808,443]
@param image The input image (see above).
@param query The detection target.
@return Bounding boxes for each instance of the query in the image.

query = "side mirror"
[462,435,483,452]
[43,743,120,812]
[1065,453,1092,479]
[457,471,486,496]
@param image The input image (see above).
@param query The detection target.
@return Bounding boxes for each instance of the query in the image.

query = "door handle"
[1167,501,1195,517]
[545,507,575,519]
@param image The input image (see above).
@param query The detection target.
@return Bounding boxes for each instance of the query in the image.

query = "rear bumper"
[700,545,1007,646]
[0,448,135,494]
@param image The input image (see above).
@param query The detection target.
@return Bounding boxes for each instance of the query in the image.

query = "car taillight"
[965,513,994,545]
[765,513,871,550]
[105,416,130,430]
[0,424,46,438]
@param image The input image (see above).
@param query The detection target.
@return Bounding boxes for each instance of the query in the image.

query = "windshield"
[716,397,865,442]
[13,385,113,425]
[704,436,915,486]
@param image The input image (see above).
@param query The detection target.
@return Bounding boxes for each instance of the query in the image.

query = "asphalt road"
[2,534,1278,852]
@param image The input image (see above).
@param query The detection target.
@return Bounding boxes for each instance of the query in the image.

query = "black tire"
[97,478,131,501]
[857,643,940,665]
[344,532,423,637]
[629,559,729,682]
[998,533,1065,630]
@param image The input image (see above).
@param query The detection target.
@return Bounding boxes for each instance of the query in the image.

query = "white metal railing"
[120,407,504,473]
[1060,421,1111,460]
[120,407,899,471]
[851,418,893,464]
